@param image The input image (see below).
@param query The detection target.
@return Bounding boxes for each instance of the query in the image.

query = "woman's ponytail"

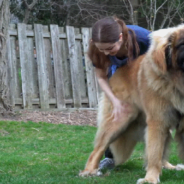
[114,17,140,63]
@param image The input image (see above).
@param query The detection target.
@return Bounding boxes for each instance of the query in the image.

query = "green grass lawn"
[0,121,183,184]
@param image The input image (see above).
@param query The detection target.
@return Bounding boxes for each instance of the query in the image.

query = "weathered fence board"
[76,40,87,99]
[34,24,50,109]
[7,24,100,110]
[18,23,33,109]
[9,24,22,102]
[81,28,98,108]
[59,27,72,101]
[66,26,81,108]
[75,26,87,100]
[50,24,65,108]
[27,25,38,100]
[7,28,16,106]
[43,26,55,99]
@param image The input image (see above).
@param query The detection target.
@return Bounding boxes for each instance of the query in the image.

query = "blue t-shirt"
[108,25,150,77]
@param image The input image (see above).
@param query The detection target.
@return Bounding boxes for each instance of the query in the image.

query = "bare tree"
[23,0,38,24]
[139,0,184,30]
[50,0,110,26]
[9,0,184,29]
[123,0,138,25]
[50,0,137,26]
[0,0,12,114]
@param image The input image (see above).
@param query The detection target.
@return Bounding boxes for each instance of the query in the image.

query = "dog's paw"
[137,177,160,184]
[79,169,102,177]
[162,161,176,170]
[136,178,146,184]
[176,164,184,170]
[163,162,184,170]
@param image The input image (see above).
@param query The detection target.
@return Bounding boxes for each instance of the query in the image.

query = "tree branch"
[23,0,38,10]
[22,0,38,23]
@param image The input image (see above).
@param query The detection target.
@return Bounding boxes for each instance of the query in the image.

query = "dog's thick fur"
[80,25,184,183]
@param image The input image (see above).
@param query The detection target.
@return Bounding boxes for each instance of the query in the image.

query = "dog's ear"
[165,44,172,70]
[165,32,177,69]
[152,44,167,73]
[153,32,176,73]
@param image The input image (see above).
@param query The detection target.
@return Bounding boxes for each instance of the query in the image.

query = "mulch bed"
[0,109,97,127]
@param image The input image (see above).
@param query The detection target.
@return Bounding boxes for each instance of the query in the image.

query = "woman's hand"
[95,68,131,122]
[111,97,130,122]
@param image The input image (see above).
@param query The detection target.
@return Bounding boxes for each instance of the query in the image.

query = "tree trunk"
[23,0,38,24]
[0,0,12,115]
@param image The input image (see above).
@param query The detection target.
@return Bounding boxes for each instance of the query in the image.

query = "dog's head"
[149,25,184,73]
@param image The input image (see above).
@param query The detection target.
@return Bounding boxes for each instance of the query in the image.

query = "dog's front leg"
[79,140,106,177]
[137,121,168,184]
[79,108,136,177]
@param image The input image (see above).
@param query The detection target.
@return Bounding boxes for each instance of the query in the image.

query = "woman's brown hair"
[88,17,140,69]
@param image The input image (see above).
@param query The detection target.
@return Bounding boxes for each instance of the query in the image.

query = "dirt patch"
[0,109,97,127]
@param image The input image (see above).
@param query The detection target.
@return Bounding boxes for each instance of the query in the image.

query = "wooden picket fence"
[7,24,101,110]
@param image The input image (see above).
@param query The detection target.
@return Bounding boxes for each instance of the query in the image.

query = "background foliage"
[10,0,184,30]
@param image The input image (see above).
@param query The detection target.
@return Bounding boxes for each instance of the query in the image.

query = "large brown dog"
[80,25,184,183]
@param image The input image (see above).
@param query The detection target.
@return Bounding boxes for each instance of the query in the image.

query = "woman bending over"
[89,16,150,170]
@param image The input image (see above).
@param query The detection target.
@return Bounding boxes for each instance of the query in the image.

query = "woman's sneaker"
[99,158,115,170]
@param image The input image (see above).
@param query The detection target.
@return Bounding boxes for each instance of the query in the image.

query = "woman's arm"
[95,67,128,122]
[95,67,117,103]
